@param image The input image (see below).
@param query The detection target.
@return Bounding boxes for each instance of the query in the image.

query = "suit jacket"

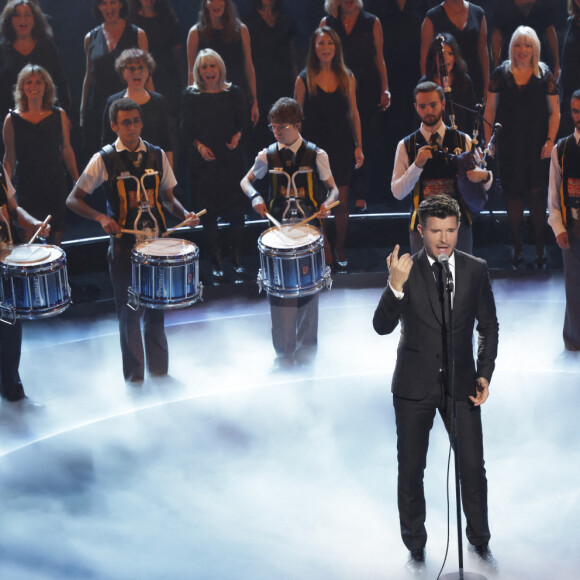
[373,248,499,400]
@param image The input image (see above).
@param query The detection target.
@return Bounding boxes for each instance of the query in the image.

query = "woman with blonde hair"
[187,0,258,128]
[3,64,78,245]
[181,48,247,279]
[484,26,560,268]
[295,26,362,269]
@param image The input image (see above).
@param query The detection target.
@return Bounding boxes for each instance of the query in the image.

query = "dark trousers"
[108,239,168,381]
[269,293,318,360]
[393,387,489,551]
[563,218,580,350]
[0,319,24,401]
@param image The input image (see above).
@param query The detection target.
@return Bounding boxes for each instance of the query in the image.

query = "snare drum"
[129,238,202,309]
[0,244,71,322]
[257,224,331,298]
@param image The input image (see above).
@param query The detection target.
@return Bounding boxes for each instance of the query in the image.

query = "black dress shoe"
[405,548,426,576]
[469,543,498,574]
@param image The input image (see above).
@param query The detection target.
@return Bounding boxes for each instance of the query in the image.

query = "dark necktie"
[280,147,293,169]
[432,261,443,296]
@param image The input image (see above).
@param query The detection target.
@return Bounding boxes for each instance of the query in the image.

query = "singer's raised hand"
[387,244,413,292]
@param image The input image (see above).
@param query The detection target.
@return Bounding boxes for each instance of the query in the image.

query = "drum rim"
[0,244,66,270]
[132,237,198,258]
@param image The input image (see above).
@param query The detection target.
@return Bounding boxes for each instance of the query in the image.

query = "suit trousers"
[0,319,24,401]
[562,218,580,350]
[393,386,490,550]
[269,293,318,360]
[108,239,168,381]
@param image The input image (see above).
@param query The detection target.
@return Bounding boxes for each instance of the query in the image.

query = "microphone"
[438,253,452,279]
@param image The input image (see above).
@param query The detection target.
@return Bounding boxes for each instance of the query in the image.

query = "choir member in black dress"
[102,49,172,165]
[243,0,297,152]
[321,0,390,213]
[187,0,259,128]
[484,25,560,269]
[181,49,247,279]
[3,64,78,245]
[419,32,476,133]
[128,0,185,159]
[368,0,431,190]
[421,0,490,101]
[491,0,560,80]
[81,0,148,157]
[0,1,70,140]
[558,0,580,136]
[295,26,363,269]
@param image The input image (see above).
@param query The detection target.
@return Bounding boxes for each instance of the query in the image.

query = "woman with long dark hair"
[295,26,363,269]
[0,0,70,125]
[420,32,476,132]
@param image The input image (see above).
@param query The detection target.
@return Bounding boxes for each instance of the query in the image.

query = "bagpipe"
[434,35,502,217]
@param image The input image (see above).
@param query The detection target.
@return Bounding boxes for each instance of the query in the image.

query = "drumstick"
[27,215,52,245]
[120,229,146,235]
[265,212,294,243]
[162,209,207,237]
[292,201,340,228]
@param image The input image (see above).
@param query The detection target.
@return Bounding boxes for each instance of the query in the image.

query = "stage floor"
[1,271,579,580]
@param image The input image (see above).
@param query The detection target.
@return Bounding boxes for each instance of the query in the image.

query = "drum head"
[134,238,196,257]
[0,244,61,265]
[260,224,321,249]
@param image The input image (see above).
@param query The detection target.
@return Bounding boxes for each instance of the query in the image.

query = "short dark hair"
[109,97,142,125]
[414,81,445,102]
[571,89,580,104]
[417,195,461,227]
[268,97,303,125]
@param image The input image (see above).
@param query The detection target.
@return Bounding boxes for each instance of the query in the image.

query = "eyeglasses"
[118,117,143,128]
[268,123,294,132]
[126,65,145,74]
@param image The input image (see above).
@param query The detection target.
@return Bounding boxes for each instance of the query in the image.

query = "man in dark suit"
[373,194,499,574]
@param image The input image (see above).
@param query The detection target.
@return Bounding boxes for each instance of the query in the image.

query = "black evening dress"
[298,70,354,187]
[130,12,183,112]
[83,22,140,153]
[244,9,296,150]
[489,63,557,196]
[10,107,68,232]
[181,85,246,213]
[559,16,580,136]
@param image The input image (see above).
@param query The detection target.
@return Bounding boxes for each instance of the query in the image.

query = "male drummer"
[0,162,50,404]
[391,81,493,254]
[67,98,198,383]
[240,97,338,367]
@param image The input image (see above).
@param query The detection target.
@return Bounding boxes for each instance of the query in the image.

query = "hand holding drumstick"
[162,209,206,237]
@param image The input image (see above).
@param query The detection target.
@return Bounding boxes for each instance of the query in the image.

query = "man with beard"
[548,89,580,351]
[391,81,493,254]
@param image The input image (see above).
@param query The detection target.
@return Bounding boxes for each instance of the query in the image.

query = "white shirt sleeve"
[548,144,566,238]
[391,139,423,200]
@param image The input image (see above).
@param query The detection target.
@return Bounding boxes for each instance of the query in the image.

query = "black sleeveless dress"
[298,70,354,187]
[83,22,140,153]
[11,108,68,231]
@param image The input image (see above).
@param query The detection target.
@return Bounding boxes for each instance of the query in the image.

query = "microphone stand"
[439,264,487,580]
